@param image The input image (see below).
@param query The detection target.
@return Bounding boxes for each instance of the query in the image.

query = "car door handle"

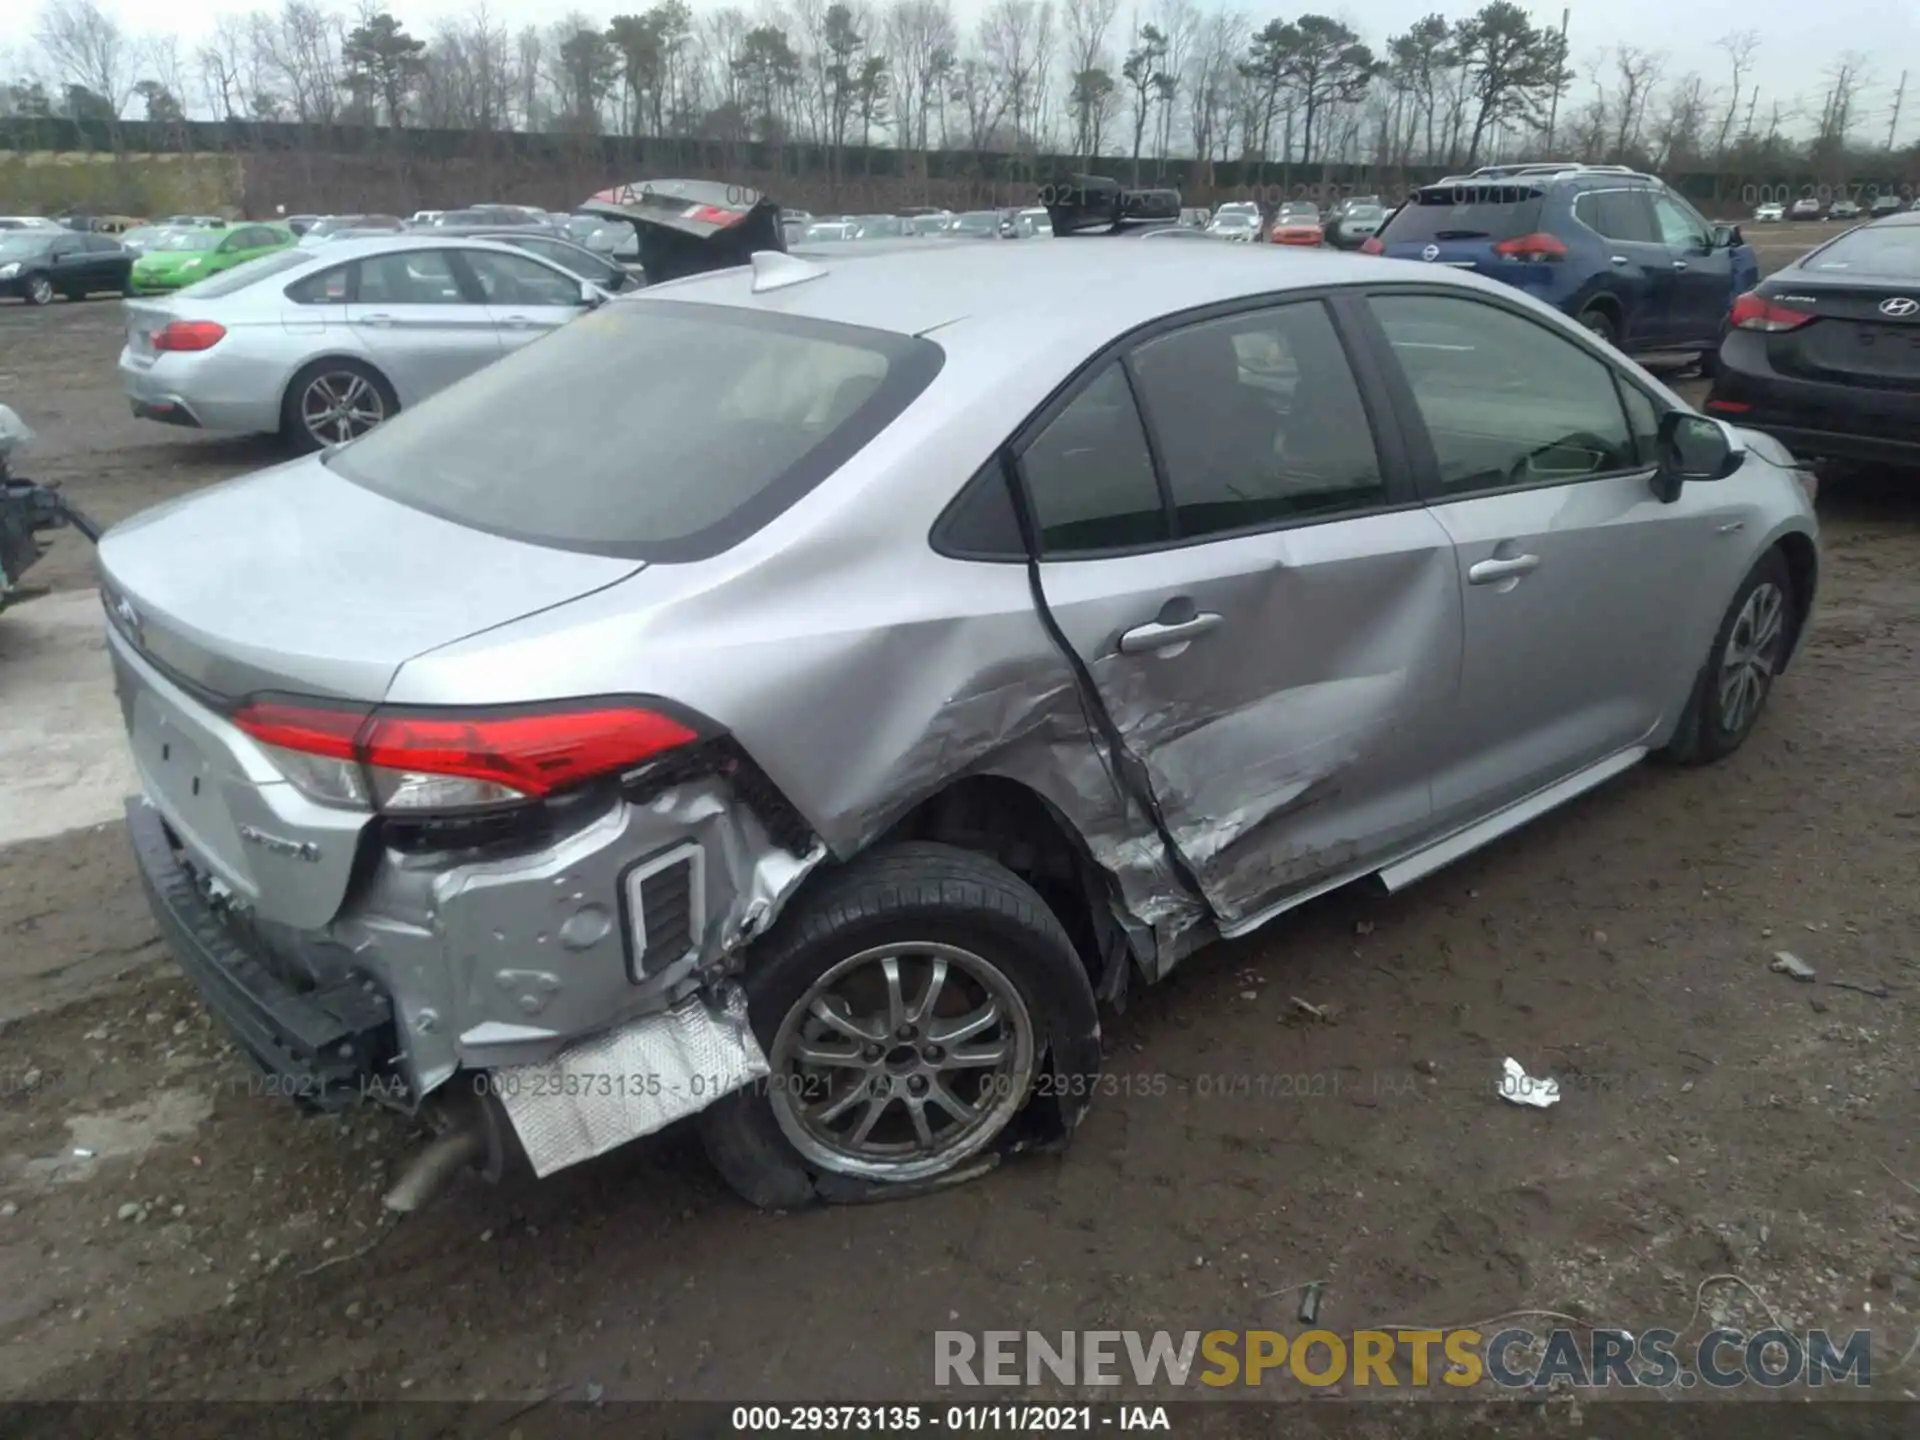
[358,313,396,327]
[1610,255,1629,266]
[1118,613,1223,654]
[1468,554,1540,584]
[1672,260,1688,270]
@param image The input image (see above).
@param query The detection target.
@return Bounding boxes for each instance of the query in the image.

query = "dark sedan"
[1705,210,1920,467]
[470,230,642,291]
[0,229,133,305]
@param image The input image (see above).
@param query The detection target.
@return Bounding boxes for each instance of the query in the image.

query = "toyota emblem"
[1421,243,1440,262]
[1880,296,1919,318]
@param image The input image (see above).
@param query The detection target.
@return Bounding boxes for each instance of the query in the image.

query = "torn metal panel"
[494,985,770,1178]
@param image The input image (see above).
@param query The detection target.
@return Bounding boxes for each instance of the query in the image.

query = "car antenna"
[749,250,828,293]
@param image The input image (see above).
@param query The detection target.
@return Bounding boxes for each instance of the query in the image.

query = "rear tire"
[699,842,1102,1210]
[1577,306,1618,346]
[1659,549,1794,766]
[281,358,397,453]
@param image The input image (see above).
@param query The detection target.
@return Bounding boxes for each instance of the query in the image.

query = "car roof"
[645,239,1471,341]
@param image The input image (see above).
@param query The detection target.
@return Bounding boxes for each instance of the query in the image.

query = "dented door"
[1014,299,1465,927]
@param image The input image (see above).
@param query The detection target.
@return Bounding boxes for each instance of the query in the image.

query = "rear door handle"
[359,313,395,327]
[499,315,535,327]
[1468,555,1541,585]
[1672,260,1689,270]
[1119,613,1223,654]
[1610,255,1628,266]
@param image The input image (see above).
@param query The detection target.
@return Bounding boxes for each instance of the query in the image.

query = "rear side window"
[1802,225,1920,279]
[183,248,310,298]
[287,263,351,304]
[1380,185,1545,244]
[1018,364,1168,554]
[1574,190,1660,244]
[326,300,945,561]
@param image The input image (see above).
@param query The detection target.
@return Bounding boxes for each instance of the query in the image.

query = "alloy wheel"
[27,276,53,305]
[1718,580,1786,734]
[300,372,385,446]
[767,942,1037,1182]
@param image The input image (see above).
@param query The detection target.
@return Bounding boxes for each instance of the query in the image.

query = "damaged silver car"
[100,175,1820,1209]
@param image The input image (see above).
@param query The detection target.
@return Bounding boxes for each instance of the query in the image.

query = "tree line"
[3,0,1913,184]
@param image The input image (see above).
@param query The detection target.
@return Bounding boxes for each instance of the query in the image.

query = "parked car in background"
[1826,198,1862,222]
[0,229,134,305]
[1212,201,1261,225]
[409,210,444,227]
[1705,209,1920,468]
[284,214,321,236]
[1753,202,1785,223]
[1002,208,1054,239]
[942,211,1001,237]
[1324,200,1388,249]
[96,218,1819,1211]
[1206,211,1262,242]
[1868,193,1905,218]
[1270,202,1324,246]
[1789,197,1823,220]
[118,225,181,256]
[0,216,60,230]
[1367,165,1757,369]
[434,206,550,230]
[1179,206,1211,228]
[300,215,406,245]
[119,234,606,451]
[162,214,227,229]
[131,223,296,294]
[802,221,858,243]
[851,215,910,239]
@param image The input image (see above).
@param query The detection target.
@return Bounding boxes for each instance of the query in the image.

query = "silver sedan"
[118,234,606,452]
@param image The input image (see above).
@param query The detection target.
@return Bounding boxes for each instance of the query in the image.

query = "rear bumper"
[1708,336,1920,467]
[126,796,399,1111]
[118,349,280,434]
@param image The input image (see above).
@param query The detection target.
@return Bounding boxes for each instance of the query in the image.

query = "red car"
[1270,202,1324,246]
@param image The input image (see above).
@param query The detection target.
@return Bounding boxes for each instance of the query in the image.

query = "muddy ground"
[1,228,1918,1421]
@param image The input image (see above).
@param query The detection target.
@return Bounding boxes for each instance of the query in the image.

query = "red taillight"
[1706,398,1751,412]
[232,699,699,812]
[1360,236,1385,255]
[1728,291,1813,332]
[1491,232,1569,262]
[685,204,740,226]
[151,320,226,352]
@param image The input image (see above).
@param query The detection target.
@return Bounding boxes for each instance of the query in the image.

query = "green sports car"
[129,223,295,294]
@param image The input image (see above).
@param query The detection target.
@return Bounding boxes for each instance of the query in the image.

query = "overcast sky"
[21,0,1920,145]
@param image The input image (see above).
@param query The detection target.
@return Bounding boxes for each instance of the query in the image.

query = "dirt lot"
[1,226,1918,1418]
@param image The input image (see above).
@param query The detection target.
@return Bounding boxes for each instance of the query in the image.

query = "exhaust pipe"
[380,1088,520,1213]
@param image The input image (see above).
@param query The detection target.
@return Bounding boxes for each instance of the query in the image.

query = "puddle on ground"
[18,1087,212,1184]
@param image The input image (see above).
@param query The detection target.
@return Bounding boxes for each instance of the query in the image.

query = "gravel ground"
[2,227,1918,1417]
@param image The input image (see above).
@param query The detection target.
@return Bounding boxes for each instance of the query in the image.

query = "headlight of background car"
[0,263,18,279]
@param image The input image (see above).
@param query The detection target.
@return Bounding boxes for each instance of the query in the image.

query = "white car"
[1753,202,1785,223]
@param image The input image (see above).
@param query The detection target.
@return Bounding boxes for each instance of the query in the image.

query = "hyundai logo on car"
[1878,296,1918,318]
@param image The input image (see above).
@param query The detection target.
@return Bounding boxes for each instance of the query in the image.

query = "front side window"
[1129,300,1387,536]
[462,248,580,306]
[1018,364,1168,554]
[1369,292,1638,495]
[1651,193,1710,251]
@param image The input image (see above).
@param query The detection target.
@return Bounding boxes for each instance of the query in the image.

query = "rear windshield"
[1380,186,1545,243]
[1802,225,1920,279]
[325,299,946,561]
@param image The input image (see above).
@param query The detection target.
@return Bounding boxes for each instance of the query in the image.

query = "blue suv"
[1370,164,1759,367]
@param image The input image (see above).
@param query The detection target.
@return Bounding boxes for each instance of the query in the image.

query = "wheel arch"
[1773,528,1818,671]
[865,773,1140,1002]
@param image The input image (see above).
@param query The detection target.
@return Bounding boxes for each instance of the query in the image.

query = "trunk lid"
[97,453,644,703]
[1763,275,1920,391]
[121,298,176,366]
[577,178,785,285]
[100,457,643,929]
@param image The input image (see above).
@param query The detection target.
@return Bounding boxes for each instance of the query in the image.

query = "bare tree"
[1062,0,1117,159]
[885,0,957,152]
[1608,44,1662,159]
[35,0,132,115]
[195,18,250,121]
[1712,29,1758,156]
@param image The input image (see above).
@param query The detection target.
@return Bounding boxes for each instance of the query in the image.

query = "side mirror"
[1651,411,1745,502]
[577,279,606,308]
[1710,222,1741,249]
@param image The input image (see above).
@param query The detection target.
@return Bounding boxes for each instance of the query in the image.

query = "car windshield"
[0,234,57,258]
[1802,226,1920,279]
[1382,185,1546,243]
[152,231,221,252]
[1211,214,1256,229]
[1345,205,1386,221]
[1280,205,1319,221]
[324,300,945,559]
